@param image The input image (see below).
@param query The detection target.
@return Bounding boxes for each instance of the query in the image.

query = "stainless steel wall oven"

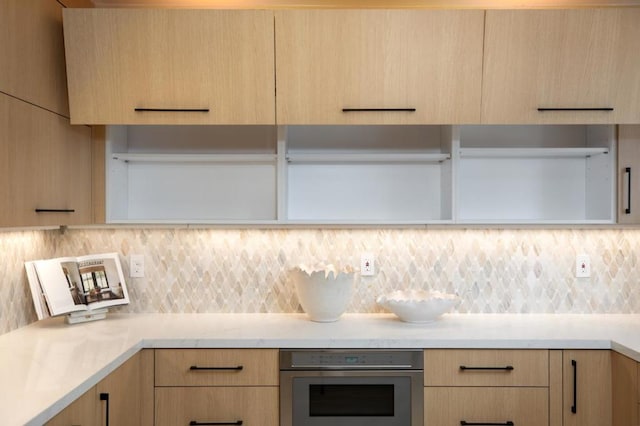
[280,349,423,426]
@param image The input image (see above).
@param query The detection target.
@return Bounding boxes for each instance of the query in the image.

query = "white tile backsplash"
[2,227,640,334]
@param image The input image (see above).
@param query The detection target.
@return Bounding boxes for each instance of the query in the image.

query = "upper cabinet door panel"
[63,9,275,125]
[0,0,69,117]
[482,9,640,124]
[275,10,484,125]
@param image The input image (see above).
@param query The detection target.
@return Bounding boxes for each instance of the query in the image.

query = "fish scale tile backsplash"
[2,227,640,334]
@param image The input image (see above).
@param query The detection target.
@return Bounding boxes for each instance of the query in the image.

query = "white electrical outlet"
[130,254,145,278]
[575,254,591,278]
[361,253,375,276]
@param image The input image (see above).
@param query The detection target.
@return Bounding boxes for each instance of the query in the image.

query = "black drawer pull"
[189,421,243,425]
[461,422,514,426]
[571,359,577,414]
[35,209,75,213]
[189,365,244,371]
[342,108,416,112]
[135,108,210,112]
[537,107,613,112]
[459,365,514,371]
[625,167,632,214]
[99,393,110,426]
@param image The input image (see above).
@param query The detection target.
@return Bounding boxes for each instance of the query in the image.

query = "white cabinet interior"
[284,126,453,223]
[107,126,277,223]
[456,125,616,224]
[105,124,616,225]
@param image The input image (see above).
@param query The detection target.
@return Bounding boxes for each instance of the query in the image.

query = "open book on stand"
[26,252,129,324]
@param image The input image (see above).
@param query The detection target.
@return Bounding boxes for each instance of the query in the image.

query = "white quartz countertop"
[2,313,640,425]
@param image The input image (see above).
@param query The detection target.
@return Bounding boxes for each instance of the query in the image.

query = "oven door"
[280,370,423,426]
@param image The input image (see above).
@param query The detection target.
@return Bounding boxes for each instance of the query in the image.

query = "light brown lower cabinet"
[424,387,548,426]
[562,350,612,426]
[155,387,278,426]
[45,350,153,426]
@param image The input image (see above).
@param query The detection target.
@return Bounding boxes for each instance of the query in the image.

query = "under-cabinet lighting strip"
[286,153,451,163]
[112,153,277,163]
[459,147,608,159]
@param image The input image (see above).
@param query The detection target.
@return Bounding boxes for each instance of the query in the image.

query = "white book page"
[34,257,86,316]
[24,261,50,320]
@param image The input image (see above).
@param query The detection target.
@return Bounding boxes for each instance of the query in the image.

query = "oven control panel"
[280,350,423,370]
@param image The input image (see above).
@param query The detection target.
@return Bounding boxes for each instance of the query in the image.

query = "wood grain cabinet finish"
[275,10,484,124]
[45,351,153,426]
[0,0,69,117]
[482,8,640,124]
[424,387,549,426]
[562,350,612,426]
[0,93,92,227]
[618,125,640,224]
[155,349,279,426]
[425,349,550,426]
[63,9,275,125]
[424,349,549,387]
[155,348,279,386]
[45,386,99,426]
[155,386,278,426]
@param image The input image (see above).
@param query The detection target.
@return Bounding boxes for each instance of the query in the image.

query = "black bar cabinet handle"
[134,108,210,112]
[99,393,110,426]
[571,359,577,413]
[342,108,416,112]
[625,167,632,214]
[459,365,514,371]
[35,209,75,213]
[189,365,244,371]
[460,421,514,426]
[537,107,614,112]
[189,421,243,425]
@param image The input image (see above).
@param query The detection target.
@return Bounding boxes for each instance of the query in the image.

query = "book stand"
[66,308,109,325]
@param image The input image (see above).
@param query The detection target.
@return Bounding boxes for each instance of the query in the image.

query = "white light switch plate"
[576,254,591,278]
[361,253,375,276]
[130,254,144,278]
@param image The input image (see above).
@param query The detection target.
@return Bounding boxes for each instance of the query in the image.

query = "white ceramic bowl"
[376,290,458,323]
[291,268,355,322]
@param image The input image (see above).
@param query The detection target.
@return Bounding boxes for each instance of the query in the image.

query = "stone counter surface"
[1,313,640,425]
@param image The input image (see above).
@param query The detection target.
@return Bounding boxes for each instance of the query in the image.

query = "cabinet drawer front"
[155,349,278,386]
[155,387,278,426]
[425,387,548,426]
[424,349,548,386]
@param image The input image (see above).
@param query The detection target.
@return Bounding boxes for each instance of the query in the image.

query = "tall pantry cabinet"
[0,0,93,227]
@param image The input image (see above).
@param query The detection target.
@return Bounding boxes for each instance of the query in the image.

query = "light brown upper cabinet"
[275,10,484,124]
[618,125,640,224]
[0,0,69,117]
[0,93,92,228]
[482,9,640,124]
[63,9,275,125]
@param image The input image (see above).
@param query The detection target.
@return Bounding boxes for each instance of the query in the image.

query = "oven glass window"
[309,385,394,416]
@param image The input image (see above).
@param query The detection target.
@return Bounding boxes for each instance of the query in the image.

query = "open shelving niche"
[105,124,615,225]
[455,125,616,224]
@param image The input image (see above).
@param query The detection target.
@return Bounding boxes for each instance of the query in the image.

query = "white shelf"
[112,153,277,163]
[459,147,609,158]
[286,153,450,163]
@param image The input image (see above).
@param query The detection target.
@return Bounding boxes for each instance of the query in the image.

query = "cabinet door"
[45,386,98,426]
[482,9,640,124]
[0,0,69,117]
[63,9,275,125]
[563,350,611,426]
[275,10,484,124]
[0,93,92,227]
[618,125,640,224]
[96,351,154,426]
